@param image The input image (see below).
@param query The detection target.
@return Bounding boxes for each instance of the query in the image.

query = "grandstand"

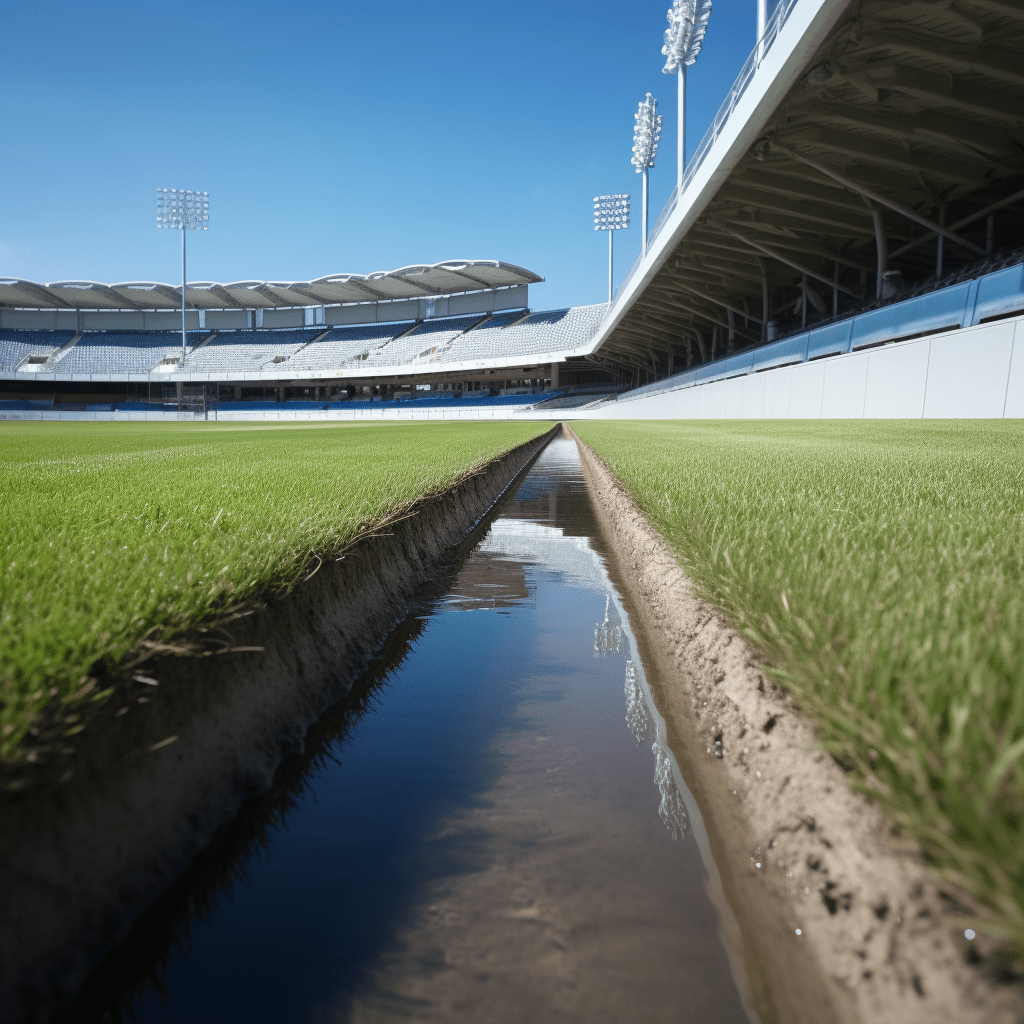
[0,330,75,372]
[587,0,1024,402]
[179,330,320,373]
[284,324,407,373]
[0,300,609,395]
[52,332,198,374]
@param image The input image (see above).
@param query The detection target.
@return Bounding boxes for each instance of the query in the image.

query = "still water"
[64,437,758,1024]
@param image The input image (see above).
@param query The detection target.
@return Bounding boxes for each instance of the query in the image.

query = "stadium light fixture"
[631,94,662,255]
[594,194,630,303]
[661,0,712,190]
[157,188,210,361]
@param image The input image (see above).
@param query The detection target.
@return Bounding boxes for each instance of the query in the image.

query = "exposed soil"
[570,428,1024,1024]
[0,426,557,1024]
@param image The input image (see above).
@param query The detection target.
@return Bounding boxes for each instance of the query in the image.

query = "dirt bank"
[0,426,557,1024]
[570,428,1024,1024]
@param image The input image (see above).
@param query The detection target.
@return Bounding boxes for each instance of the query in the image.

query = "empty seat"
[51,332,193,374]
[179,330,318,372]
[0,330,75,371]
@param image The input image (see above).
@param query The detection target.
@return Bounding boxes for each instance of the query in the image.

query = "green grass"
[0,420,548,763]
[574,420,1024,947]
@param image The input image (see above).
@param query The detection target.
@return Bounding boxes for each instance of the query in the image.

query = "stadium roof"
[588,0,1024,375]
[0,260,543,311]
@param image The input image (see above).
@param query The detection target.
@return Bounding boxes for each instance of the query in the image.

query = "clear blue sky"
[1,0,759,310]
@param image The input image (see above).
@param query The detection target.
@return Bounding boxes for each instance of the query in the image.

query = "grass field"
[574,420,1024,948]
[0,420,548,764]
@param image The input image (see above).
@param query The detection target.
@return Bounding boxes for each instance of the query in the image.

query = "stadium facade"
[2,0,1023,419]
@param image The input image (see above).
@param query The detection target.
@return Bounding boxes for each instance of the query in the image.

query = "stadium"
[2,1,1023,421]
[2,1,1023,1023]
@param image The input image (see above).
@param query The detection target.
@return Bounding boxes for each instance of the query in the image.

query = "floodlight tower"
[156,189,210,361]
[631,94,662,255]
[594,194,630,302]
[661,0,712,190]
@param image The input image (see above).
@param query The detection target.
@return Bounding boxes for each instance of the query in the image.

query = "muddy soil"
[570,428,1024,1024]
[0,426,557,1024]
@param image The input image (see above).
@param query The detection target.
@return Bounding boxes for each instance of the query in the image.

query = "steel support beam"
[872,207,887,300]
[770,141,986,255]
[889,186,1024,259]
[711,221,863,299]
[674,282,763,324]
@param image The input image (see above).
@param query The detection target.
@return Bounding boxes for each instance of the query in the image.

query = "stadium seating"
[446,306,605,364]
[284,324,405,372]
[51,332,201,374]
[0,399,51,411]
[0,330,75,371]
[179,330,319,372]
[1,305,607,381]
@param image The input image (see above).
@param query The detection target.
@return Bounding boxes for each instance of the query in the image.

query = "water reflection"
[654,742,690,842]
[474,480,693,847]
[624,660,650,745]
[54,436,756,1024]
[594,595,622,656]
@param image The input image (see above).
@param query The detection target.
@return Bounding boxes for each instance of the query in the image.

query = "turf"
[574,419,1024,947]
[0,420,548,763]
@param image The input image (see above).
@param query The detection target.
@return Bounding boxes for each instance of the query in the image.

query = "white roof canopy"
[0,260,543,311]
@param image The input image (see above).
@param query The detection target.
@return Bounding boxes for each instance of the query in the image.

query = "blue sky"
[1,0,759,310]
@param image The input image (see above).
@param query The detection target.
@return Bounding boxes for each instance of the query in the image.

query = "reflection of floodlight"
[157,188,210,361]
[653,743,689,840]
[594,593,623,655]
[631,95,662,255]
[662,0,712,189]
[593,194,630,302]
[624,659,650,745]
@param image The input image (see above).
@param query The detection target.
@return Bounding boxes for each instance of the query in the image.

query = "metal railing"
[610,0,800,306]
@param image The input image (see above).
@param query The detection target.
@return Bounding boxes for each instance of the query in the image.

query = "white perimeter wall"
[582,316,1024,421]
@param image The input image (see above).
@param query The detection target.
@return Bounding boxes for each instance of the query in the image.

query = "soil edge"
[570,427,1024,1024]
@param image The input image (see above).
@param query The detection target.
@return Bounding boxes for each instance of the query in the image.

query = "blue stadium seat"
[52,332,203,374]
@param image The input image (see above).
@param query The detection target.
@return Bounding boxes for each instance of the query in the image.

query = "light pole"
[156,188,210,362]
[594,194,630,302]
[661,0,712,190]
[631,94,662,256]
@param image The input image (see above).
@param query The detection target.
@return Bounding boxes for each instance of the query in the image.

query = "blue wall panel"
[972,265,1024,325]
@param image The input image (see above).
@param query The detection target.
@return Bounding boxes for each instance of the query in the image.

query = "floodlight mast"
[594,195,630,302]
[631,94,662,255]
[661,0,712,190]
[156,189,210,361]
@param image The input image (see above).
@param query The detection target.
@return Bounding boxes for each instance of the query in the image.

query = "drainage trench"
[59,436,759,1024]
